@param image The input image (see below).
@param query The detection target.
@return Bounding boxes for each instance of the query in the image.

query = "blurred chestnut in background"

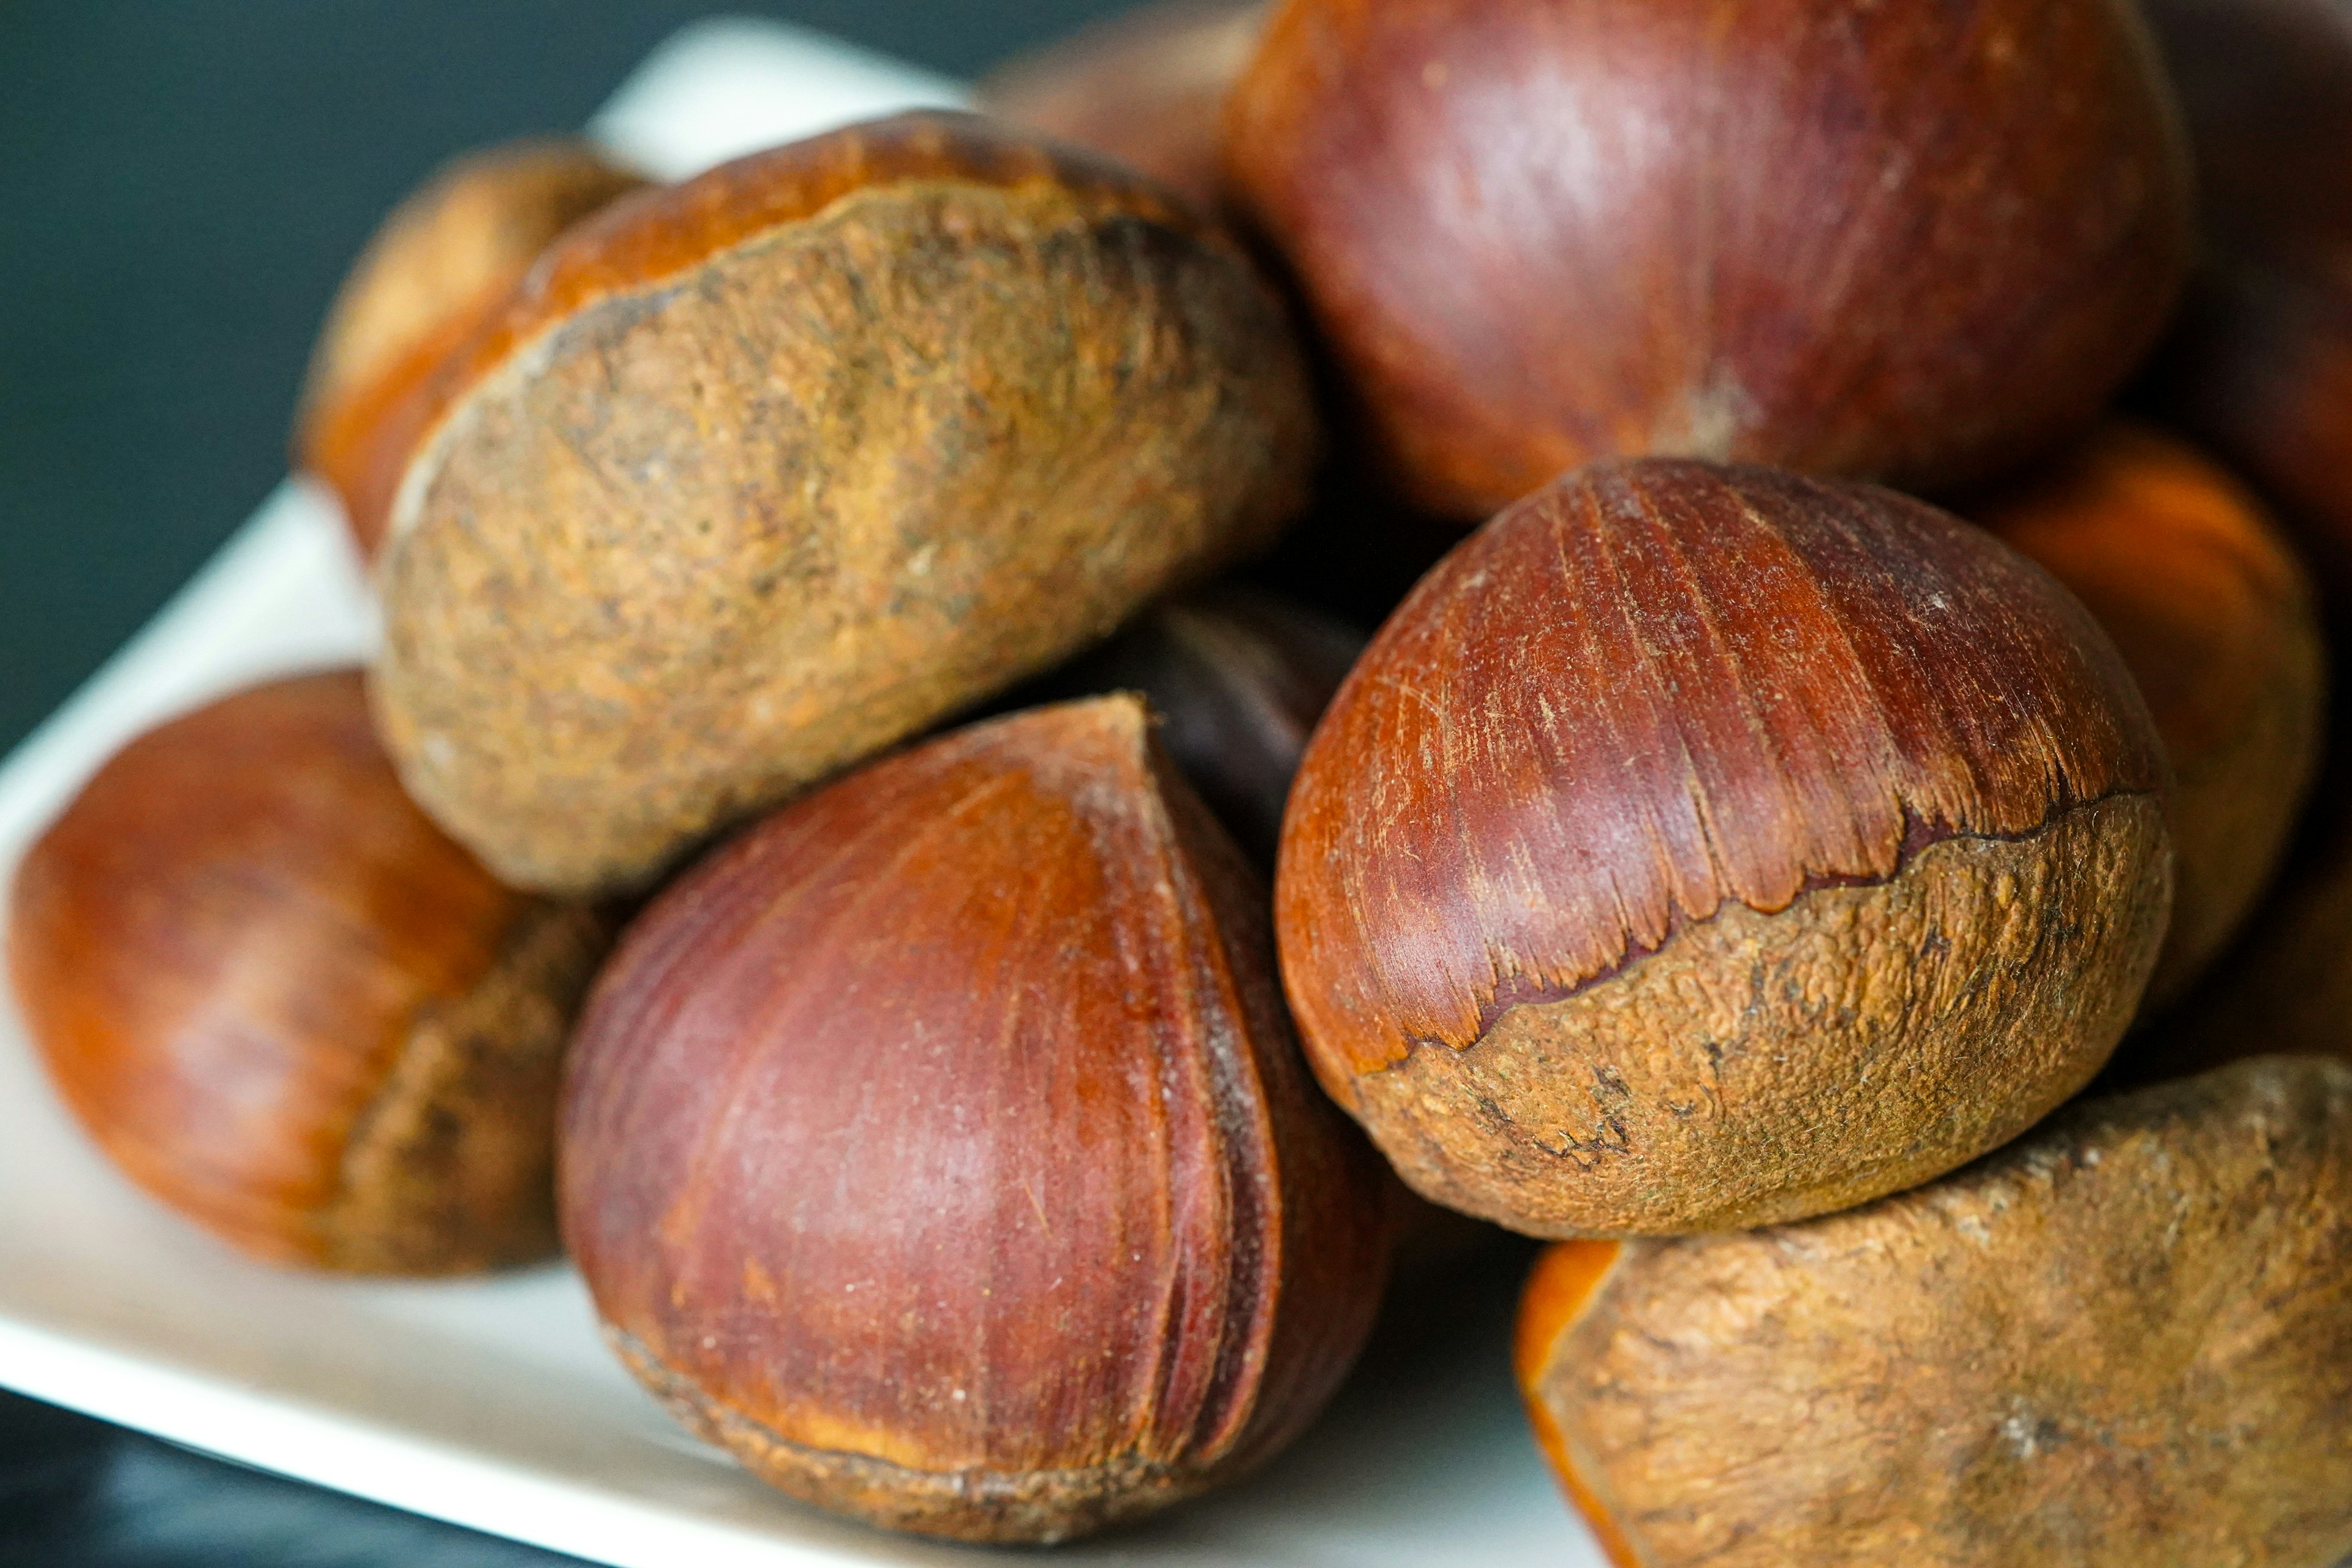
[1278,459,2171,1237]
[1515,1057,2352,1568]
[1028,585,1363,865]
[1227,0,2193,519]
[1970,421,2326,1009]
[373,111,1319,898]
[8,672,609,1273]
[561,696,1391,1544]
[293,138,646,559]
[2141,0,2352,603]
[978,1,1264,216]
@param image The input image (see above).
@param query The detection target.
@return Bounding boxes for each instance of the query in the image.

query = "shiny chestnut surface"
[559,695,1390,1544]
[1229,0,2194,517]
[1277,459,2173,1235]
[8,671,604,1273]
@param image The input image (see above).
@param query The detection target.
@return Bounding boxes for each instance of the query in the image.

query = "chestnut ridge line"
[375,113,1229,558]
[1373,782,2158,1068]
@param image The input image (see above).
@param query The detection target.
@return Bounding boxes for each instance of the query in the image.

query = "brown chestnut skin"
[1277,458,2173,1238]
[374,111,1320,899]
[2138,0,2352,602]
[2141,723,2352,1082]
[1969,421,2328,1009]
[1516,1057,2352,1568]
[978,1,1265,217]
[293,138,646,559]
[559,695,1392,1545]
[1227,0,2195,520]
[1027,584,1364,867]
[6,671,610,1274]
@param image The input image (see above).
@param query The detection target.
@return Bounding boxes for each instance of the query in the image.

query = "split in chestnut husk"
[560,695,1392,1545]
[1277,458,2173,1237]
[7,671,610,1273]
[1227,0,2194,519]
[294,138,647,559]
[1968,420,2326,1009]
[1517,1056,2352,1568]
[372,110,1320,898]
[2140,0,2352,606]
[1021,584,1363,867]
[978,1,1265,218]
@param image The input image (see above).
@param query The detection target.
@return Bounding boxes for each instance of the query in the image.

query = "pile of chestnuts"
[13,0,2352,1559]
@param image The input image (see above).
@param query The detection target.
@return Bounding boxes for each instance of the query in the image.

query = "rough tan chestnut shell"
[374,111,1320,897]
[1277,459,2172,1236]
[6,672,609,1273]
[1971,421,2326,1008]
[978,1,1267,216]
[1228,0,2193,518]
[559,696,1390,1544]
[1517,1057,2352,1568]
[294,138,646,559]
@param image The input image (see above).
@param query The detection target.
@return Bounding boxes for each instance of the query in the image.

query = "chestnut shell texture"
[560,696,1391,1544]
[7,672,609,1273]
[1972,421,2326,1010]
[374,111,1319,897]
[1277,459,2173,1237]
[1515,1057,2352,1568]
[1227,0,2195,518]
[295,138,646,558]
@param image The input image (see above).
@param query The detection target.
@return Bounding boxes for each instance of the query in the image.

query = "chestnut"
[978,1,1266,217]
[1969,421,2326,1008]
[2140,0,2352,604]
[1276,458,2173,1237]
[7,671,609,1273]
[1025,584,1364,865]
[373,110,1320,897]
[1226,0,2194,519]
[1515,1056,2352,1568]
[294,138,647,559]
[560,695,1391,1544]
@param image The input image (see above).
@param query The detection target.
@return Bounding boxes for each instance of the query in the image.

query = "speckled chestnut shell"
[1276,459,2173,1237]
[373,111,1320,897]
[559,695,1390,1545]
[1972,421,2326,1009]
[294,138,646,559]
[1517,1057,2352,1568]
[7,671,609,1273]
[1227,0,2194,518]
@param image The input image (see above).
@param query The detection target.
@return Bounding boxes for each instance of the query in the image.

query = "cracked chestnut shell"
[978,1,1266,217]
[1517,1057,2352,1568]
[1227,0,2194,518]
[1276,459,2173,1237]
[294,138,646,559]
[1971,421,2326,1009]
[7,671,609,1273]
[559,695,1392,1544]
[374,110,1319,897]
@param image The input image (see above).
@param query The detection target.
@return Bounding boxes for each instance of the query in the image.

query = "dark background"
[0,6,1126,1562]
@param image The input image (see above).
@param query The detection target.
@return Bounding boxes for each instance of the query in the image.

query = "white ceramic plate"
[0,18,1592,1567]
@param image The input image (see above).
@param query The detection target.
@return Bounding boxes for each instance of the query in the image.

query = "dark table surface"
[0,5,1130,1562]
